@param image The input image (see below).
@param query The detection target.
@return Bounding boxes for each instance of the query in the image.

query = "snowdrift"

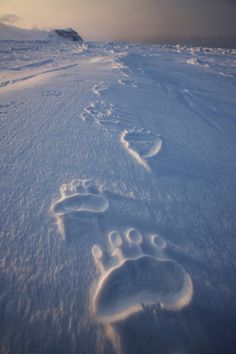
[0,23,84,43]
[0,22,46,41]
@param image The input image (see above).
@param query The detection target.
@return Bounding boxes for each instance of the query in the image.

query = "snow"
[0,37,236,354]
[0,22,46,41]
[0,23,84,43]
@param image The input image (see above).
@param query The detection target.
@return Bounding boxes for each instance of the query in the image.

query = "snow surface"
[0,37,236,354]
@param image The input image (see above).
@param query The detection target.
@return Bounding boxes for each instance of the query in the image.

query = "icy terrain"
[0,22,46,41]
[0,37,236,354]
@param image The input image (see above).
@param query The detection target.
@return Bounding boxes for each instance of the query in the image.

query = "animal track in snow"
[41,90,63,97]
[80,100,120,131]
[92,229,193,323]
[111,61,127,71]
[118,77,138,88]
[92,81,109,96]
[0,100,24,115]
[120,129,163,170]
[50,179,109,237]
[186,57,210,69]
[51,179,108,216]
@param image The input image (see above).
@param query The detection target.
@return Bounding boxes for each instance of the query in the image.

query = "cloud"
[0,14,20,23]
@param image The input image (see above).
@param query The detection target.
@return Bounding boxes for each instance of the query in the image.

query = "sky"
[0,0,236,42]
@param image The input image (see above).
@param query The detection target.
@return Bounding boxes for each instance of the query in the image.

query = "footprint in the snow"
[0,100,24,114]
[80,100,120,131]
[120,129,163,171]
[80,102,97,121]
[51,179,108,216]
[111,61,127,71]
[92,229,193,324]
[41,90,63,97]
[50,179,109,237]
[118,78,138,88]
[92,81,109,96]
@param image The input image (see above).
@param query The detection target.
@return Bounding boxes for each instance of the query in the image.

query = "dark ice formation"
[49,28,84,42]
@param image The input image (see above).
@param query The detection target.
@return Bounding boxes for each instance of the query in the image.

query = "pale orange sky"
[0,0,236,41]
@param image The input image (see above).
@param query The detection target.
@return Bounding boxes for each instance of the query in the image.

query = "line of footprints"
[50,179,193,325]
[80,74,163,171]
[50,55,192,350]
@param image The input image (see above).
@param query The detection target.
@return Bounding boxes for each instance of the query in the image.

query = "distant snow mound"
[0,22,46,41]
[48,28,84,43]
